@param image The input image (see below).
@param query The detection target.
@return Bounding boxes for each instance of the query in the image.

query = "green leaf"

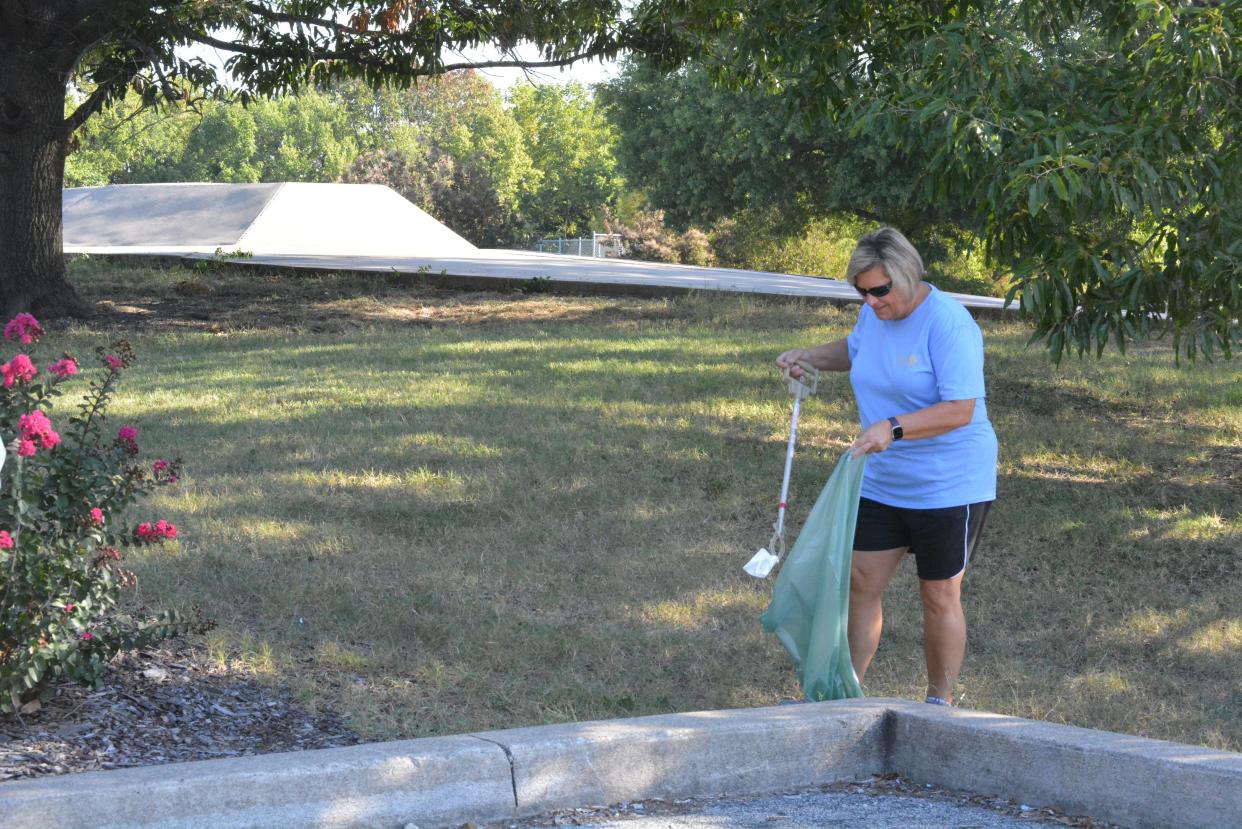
[1050,173,1070,202]
[1027,184,1045,216]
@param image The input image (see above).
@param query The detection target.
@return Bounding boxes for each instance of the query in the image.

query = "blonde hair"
[846,227,924,299]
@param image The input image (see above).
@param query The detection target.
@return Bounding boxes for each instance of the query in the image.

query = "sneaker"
[924,695,952,706]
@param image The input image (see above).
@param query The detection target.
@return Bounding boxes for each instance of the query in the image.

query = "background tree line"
[65,73,622,250]
[67,65,1007,296]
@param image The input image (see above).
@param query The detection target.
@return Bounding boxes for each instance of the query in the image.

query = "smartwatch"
[887,416,904,441]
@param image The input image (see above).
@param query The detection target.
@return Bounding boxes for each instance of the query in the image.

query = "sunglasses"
[855,281,894,299]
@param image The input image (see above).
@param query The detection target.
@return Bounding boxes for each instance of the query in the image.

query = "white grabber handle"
[744,362,818,578]
[772,392,803,545]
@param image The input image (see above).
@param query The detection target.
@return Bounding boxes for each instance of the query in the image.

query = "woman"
[775,227,997,706]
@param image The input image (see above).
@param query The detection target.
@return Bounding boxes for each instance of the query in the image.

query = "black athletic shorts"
[853,497,993,581]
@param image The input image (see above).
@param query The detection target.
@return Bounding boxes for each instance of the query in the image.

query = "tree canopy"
[599,61,974,262]
[509,83,624,238]
[666,0,1242,360]
[339,71,537,246]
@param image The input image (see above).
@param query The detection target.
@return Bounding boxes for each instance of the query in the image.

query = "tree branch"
[192,32,618,76]
[123,35,179,98]
[440,52,619,72]
[63,0,160,50]
[241,1,365,38]
[194,31,403,71]
[63,81,117,137]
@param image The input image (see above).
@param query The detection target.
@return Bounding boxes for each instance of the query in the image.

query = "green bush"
[0,314,202,711]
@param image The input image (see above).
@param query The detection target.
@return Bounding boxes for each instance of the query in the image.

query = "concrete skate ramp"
[62,182,478,257]
[63,183,1012,314]
[63,184,278,249]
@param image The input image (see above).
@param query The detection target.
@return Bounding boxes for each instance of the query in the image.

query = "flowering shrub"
[0,315,204,711]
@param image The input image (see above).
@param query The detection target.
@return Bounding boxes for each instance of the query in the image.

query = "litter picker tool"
[744,362,819,578]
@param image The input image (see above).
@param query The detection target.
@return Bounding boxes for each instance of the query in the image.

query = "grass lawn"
[58,257,1242,752]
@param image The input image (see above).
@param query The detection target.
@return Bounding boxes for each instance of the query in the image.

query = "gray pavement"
[503,784,1086,829]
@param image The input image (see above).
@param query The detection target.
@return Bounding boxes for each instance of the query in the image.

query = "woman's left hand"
[850,420,894,458]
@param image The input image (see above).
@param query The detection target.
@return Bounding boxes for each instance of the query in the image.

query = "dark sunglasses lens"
[856,282,893,298]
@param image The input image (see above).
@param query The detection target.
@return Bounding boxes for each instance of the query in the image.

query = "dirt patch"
[0,640,357,780]
[988,376,1123,419]
[76,262,682,334]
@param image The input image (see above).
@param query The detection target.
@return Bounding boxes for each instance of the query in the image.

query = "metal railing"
[533,233,625,258]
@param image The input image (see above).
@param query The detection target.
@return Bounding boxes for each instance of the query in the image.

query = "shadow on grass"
[46,289,1238,750]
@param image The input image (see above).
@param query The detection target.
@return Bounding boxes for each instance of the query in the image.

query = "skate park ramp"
[62,182,1010,313]
[62,182,479,257]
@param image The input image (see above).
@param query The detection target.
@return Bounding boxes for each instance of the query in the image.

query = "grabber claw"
[745,515,789,579]
[784,362,819,400]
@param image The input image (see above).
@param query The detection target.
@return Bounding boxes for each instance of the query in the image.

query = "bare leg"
[919,575,965,703]
[847,548,906,685]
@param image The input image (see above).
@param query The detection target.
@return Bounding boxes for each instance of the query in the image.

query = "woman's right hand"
[775,348,813,377]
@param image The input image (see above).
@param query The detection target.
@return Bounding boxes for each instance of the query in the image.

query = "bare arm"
[849,399,977,457]
[775,337,851,375]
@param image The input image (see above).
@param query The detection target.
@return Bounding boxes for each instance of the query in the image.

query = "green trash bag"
[758,452,867,701]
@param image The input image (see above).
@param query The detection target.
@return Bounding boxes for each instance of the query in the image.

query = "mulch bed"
[0,639,358,781]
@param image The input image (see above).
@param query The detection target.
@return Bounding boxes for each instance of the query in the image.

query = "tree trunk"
[0,22,87,321]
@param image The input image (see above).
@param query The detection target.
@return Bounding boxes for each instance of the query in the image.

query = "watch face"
[889,417,903,440]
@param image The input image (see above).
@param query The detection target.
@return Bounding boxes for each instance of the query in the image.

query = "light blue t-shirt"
[846,284,997,509]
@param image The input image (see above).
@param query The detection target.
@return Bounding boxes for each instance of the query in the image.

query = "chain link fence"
[533,233,624,258]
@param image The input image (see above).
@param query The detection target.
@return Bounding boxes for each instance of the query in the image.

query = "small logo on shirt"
[905,354,917,367]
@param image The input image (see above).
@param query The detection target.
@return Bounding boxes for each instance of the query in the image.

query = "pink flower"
[136,520,178,542]
[0,531,12,549]
[117,425,139,455]
[152,458,181,484]
[1,353,37,388]
[80,631,94,641]
[47,357,78,378]
[64,602,74,613]
[18,410,60,454]
[90,507,104,526]
[104,354,123,370]
[3,313,42,344]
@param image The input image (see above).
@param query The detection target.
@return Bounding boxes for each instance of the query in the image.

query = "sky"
[185,39,622,92]
[471,57,621,91]
[460,43,622,90]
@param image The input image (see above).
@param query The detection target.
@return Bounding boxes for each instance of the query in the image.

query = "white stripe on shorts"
[950,503,971,580]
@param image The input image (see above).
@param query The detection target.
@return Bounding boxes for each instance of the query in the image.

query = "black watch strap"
[888,416,904,441]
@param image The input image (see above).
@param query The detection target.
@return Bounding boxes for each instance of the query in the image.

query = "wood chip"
[0,640,358,780]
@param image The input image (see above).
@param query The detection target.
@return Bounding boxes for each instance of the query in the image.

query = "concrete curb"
[0,734,516,829]
[485,700,888,815]
[891,703,1242,829]
[3,700,1239,829]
